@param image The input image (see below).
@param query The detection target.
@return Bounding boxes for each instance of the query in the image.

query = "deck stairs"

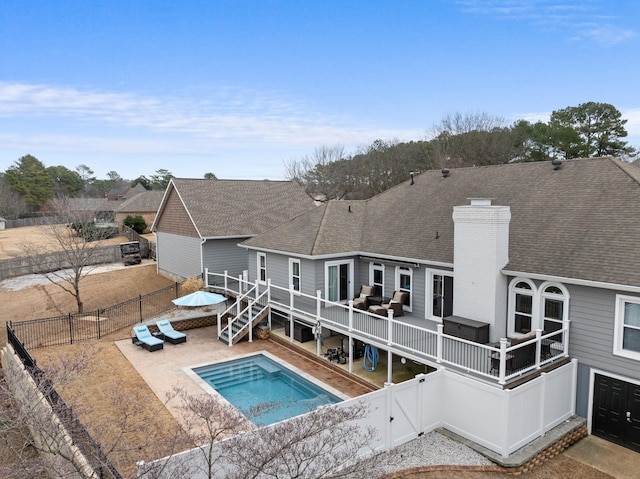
[218,287,269,345]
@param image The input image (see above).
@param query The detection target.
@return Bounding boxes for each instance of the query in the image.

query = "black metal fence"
[10,282,181,349]
[7,323,124,479]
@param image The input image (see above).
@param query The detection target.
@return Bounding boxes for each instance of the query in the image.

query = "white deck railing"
[205,269,569,386]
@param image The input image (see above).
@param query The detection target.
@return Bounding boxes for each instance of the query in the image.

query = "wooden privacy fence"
[122,225,152,258]
[0,245,123,281]
[10,282,181,349]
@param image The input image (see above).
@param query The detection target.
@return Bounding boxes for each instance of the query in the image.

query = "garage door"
[592,374,640,452]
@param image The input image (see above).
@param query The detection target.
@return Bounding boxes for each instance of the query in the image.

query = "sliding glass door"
[325,260,353,303]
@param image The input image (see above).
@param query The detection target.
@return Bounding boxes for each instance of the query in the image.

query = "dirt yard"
[0,225,129,260]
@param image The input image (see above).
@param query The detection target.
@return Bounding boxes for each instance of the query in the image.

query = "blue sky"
[1,1,638,181]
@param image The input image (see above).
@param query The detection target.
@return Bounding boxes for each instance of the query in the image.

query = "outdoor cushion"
[156,320,187,344]
[392,291,406,303]
[361,285,374,296]
[132,325,164,351]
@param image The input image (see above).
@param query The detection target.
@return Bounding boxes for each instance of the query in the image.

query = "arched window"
[508,278,536,336]
[540,282,569,340]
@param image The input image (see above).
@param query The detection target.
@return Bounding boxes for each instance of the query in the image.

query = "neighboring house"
[152,178,317,282]
[105,182,147,201]
[237,157,640,452]
[115,190,164,233]
[67,197,117,223]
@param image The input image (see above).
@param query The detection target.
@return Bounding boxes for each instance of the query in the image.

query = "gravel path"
[369,431,493,477]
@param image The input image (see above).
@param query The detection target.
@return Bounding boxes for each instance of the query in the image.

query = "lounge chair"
[132,325,164,352]
[156,320,187,344]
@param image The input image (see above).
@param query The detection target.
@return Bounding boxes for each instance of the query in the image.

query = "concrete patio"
[115,325,379,429]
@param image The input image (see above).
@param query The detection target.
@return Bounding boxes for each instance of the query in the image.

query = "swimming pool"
[192,353,343,426]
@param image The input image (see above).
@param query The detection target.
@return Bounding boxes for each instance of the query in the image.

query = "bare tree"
[284,145,350,200]
[0,174,31,218]
[146,387,396,479]
[140,386,250,479]
[223,401,393,479]
[21,196,116,312]
[0,345,114,478]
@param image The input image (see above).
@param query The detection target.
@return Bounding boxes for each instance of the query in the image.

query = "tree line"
[0,159,190,218]
[286,102,637,199]
[1,101,636,216]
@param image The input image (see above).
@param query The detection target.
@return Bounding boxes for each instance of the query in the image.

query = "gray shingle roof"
[163,179,316,238]
[117,190,164,212]
[243,158,640,287]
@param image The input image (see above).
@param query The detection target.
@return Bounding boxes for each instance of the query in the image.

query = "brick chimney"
[452,199,510,341]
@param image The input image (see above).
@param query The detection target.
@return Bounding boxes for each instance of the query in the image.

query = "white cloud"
[456,0,637,45]
[0,81,424,160]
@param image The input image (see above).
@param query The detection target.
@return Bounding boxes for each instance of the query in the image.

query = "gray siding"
[354,259,427,317]
[568,284,640,406]
[156,232,202,281]
[202,238,249,279]
[246,252,318,297]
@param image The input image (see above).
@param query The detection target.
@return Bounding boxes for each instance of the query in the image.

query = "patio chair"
[368,291,408,318]
[509,331,537,370]
[132,325,164,352]
[353,285,375,310]
[155,320,187,344]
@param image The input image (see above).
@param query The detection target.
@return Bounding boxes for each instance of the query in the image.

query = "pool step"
[198,364,267,389]
[196,362,328,398]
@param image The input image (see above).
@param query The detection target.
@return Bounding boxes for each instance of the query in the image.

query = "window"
[395,266,412,311]
[257,252,267,283]
[426,270,453,321]
[540,283,568,341]
[508,279,536,336]
[289,258,301,292]
[370,262,385,298]
[508,278,570,338]
[614,295,640,360]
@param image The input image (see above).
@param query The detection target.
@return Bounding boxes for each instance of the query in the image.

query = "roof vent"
[552,158,563,170]
[441,168,450,178]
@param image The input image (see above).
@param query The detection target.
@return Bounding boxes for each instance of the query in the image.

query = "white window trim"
[539,281,570,329]
[257,252,267,285]
[289,258,301,293]
[369,262,385,298]
[613,294,640,360]
[507,277,538,337]
[425,269,453,322]
[395,266,413,312]
[324,259,354,304]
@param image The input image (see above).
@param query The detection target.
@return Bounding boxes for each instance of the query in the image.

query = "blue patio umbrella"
[172,291,228,307]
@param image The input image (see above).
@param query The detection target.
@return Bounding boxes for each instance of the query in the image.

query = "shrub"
[123,215,147,234]
[180,277,205,296]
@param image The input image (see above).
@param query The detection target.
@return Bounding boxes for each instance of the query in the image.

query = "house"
[232,157,640,453]
[152,178,317,282]
[67,197,117,223]
[105,182,146,201]
[115,190,164,233]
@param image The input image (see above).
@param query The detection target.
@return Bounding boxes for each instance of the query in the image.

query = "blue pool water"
[193,354,342,426]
